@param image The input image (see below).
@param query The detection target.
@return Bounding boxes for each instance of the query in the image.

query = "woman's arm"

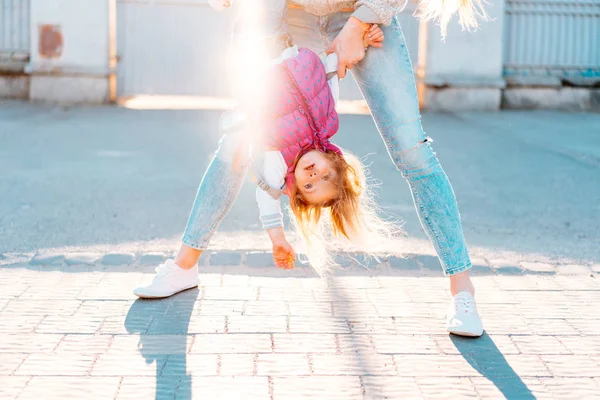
[354,1,407,26]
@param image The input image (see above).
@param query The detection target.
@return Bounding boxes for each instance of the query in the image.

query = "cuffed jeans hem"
[445,261,472,277]
[181,236,209,251]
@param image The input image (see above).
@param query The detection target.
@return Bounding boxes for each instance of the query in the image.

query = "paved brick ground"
[1,261,600,399]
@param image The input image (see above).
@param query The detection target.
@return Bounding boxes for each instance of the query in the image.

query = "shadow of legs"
[451,332,534,399]
[125,289,199,400]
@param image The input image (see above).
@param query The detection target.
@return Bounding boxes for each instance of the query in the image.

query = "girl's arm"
[255,152,296,269]
[255,152,286,230]
[324,53,340,102]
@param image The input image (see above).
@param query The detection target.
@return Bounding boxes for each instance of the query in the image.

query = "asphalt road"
[1,101,598,264]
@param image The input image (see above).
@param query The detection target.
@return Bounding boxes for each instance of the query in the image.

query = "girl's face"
[294,150,338,205]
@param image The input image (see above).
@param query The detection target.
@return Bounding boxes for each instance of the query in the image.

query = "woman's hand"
[327,17,370,79]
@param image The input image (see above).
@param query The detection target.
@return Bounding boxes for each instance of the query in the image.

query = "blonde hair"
[417,0,490,39]
[289,149,404,276]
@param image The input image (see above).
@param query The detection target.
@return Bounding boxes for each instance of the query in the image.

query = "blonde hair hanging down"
[288,150,405,277]
[417,0,490,39]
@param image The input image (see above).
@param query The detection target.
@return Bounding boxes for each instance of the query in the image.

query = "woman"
[134,0,485,337]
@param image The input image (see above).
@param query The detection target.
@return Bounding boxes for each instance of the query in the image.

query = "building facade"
[1,0,599,110]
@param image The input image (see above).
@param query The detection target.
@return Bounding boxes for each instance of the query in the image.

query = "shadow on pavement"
[125,289,199,400]
[451,333,534,399]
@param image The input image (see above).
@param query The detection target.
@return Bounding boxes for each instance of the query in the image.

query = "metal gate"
[0,0,30,62]
[504,0,600,83]
[117,0,236,97]
[117,0,420,99]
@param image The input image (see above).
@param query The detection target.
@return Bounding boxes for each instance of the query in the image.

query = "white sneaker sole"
[134,283,199,299]
[447,328,483,337]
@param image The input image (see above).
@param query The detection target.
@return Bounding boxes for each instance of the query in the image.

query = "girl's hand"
[326,16,369,79]
[208,0,231,11]
[272,240,296,270]
[363,24,384,48]
[267,227,296,270]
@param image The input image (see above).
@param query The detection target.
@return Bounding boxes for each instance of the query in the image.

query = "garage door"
[117,0,420,100]
[0,0,30,62]
[504,0,600,84]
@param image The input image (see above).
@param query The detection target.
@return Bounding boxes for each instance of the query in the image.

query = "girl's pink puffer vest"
[264,48,341,195]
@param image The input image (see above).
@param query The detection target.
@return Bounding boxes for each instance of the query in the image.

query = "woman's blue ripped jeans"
[182,9,472,276]
[181,134,248,251]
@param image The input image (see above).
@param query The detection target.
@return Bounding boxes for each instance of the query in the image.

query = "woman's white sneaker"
[133,259,199,299]
[446,291,483,337]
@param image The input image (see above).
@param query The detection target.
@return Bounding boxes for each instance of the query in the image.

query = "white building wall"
[26,0,115,103]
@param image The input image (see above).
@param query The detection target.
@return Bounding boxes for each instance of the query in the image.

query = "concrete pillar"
[416,0,506,111]
[26,0,116,104]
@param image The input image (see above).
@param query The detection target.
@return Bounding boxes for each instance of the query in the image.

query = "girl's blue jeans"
[182,8,472,276]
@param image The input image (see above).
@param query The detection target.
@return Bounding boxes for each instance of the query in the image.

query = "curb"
[0,250,597,277]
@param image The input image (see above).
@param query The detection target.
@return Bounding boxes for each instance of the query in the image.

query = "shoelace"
[454,294,476,315]
[153,263,174,280]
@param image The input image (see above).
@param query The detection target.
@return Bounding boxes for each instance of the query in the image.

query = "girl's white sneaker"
[133,259,199,299]
[446,291,484,337]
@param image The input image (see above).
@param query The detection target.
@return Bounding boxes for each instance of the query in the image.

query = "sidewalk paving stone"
[65,252,102,265]
[434,334,520,356]
[388,256,420,271]
[256,353,311,376]
[190,333,272,354]
[0,353,29,375]
[510,335,571,355]
[468,258,494,276]
[18,377,120,400]
[272,333,337,353]
[371,334,438,354]
[115,377,177,400]
[101,252,135,266]
[2,263,600,399]
[161,353,219,376]
[416,377,479,398]
[30,254,64,266]
[0,376,30,399]
[209,251,243,266]
[471,376,550,399]
[520,261,556,274]
[227,315,287,333]
[54,334,113,353]
[540,377,600,399]
[557,336,600,355]
[245,252,276,268]
[556,264,592,275]
[488,259,525,275]
[15,353,96,376]
[287,301,332,317]
[336,333,375,355]
[194,299,245,316]
[362,376,422,398]
[271,376,363,400]
[0,334,63,353]
[310,353,396,376]
[139,252,168,265]
[187,377,270,400]
[540,355,600,377]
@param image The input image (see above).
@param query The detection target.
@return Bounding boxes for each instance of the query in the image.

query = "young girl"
[242,42,398,273]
